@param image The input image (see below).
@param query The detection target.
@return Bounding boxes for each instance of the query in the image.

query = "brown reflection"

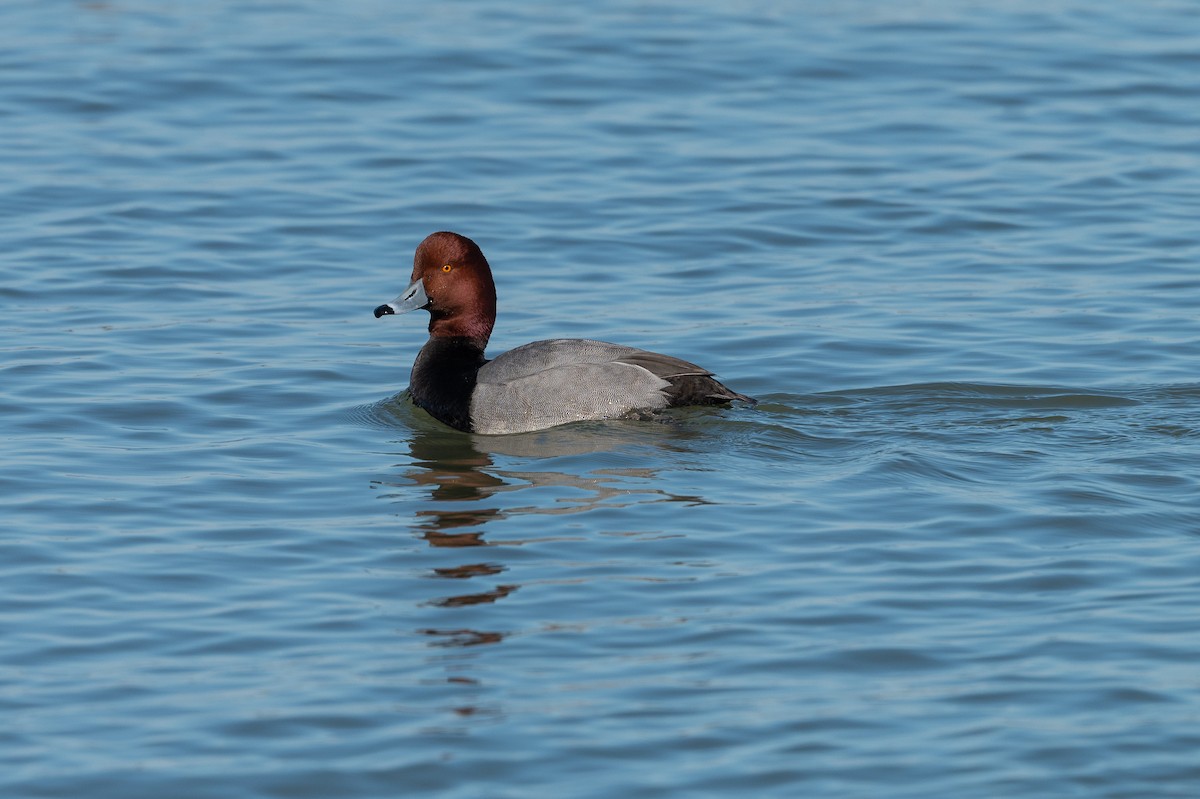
[425,554,512,607]
[419,628,505,647]
[381,414,697,546]
[427,584,518,608]
[374,408,699,727]
[377,414,702,667]
[416,508,496,534]
[423,530,487,548]
[404,426,505,534]
[435,563,504,579]
[395,427,514,649]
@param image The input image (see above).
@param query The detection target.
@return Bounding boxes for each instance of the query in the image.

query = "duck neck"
[428,309,494,349]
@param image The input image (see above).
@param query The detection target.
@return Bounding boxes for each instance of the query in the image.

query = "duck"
[374,231,754,434]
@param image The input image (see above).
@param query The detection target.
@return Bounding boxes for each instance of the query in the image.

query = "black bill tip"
[373,304,394,318]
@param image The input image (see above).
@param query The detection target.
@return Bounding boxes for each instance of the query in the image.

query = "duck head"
[374,231,497,346]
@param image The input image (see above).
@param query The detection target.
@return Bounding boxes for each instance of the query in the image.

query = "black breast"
[408,337,488,432]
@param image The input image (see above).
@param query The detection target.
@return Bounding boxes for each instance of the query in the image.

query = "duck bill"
[374,278,428,318]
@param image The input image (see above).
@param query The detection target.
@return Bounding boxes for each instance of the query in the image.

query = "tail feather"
[663,374,755,408]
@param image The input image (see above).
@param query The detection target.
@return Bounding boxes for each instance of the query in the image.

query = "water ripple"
[5,1,1200,798]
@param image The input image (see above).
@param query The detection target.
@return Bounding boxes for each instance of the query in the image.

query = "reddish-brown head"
[374,231,497,346]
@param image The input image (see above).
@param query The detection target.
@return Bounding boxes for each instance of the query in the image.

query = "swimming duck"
[374,231,754,434]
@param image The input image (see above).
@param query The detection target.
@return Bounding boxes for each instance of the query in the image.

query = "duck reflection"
[417,628,505,647]
[368,399,714,724]
[377,402,703,534]
[400,420,505,543]
[371,398,708,653]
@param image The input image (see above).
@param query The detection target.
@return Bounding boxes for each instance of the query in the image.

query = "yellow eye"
[441,264,453,273]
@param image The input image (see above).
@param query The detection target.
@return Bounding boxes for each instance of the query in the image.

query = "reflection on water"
[369,395,716,654]
[372,394,712,525]
[418,628,506,648]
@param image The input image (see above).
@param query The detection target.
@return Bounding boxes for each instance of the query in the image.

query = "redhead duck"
[374,232,754,434]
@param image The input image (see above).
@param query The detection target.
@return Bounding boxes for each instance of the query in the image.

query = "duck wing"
[470,339,752,435]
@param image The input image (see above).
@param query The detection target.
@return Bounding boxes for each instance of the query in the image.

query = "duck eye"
[441,264,453,273]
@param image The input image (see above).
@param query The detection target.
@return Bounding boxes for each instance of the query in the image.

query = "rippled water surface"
[4,1,1200,797]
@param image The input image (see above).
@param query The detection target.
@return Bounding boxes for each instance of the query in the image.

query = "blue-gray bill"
[373,278,428,318]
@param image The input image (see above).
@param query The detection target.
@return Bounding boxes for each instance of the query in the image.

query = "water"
[4,1,1200,796]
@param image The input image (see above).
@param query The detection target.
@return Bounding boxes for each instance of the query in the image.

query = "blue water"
[4,1,1200,796]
